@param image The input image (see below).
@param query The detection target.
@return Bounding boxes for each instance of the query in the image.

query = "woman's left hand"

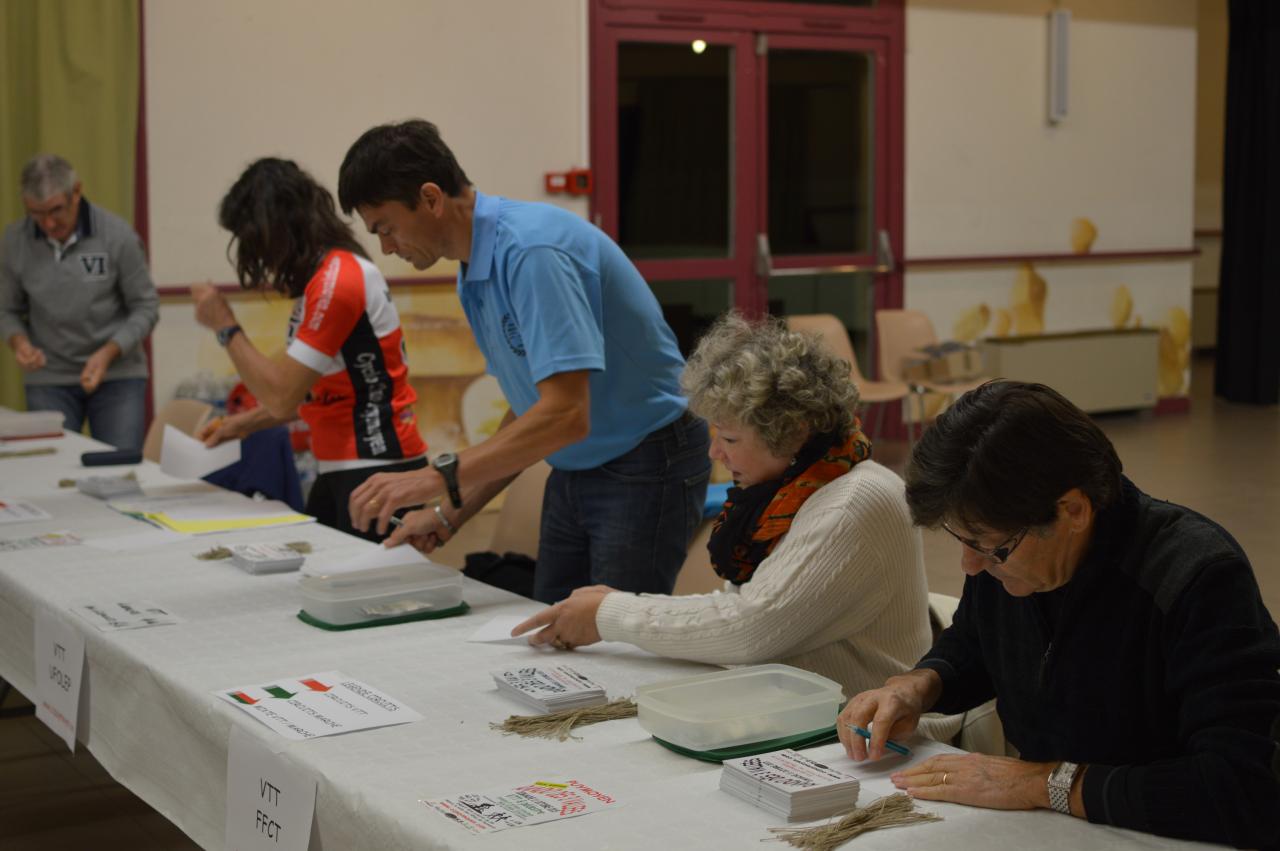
[511,585,613,650]
[891,753,1053,810]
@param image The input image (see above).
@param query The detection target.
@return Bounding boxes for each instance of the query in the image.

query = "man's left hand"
[891,754,1053,811]
[510,585,612,650]
[191,283,237,331]
[79,342,120,394]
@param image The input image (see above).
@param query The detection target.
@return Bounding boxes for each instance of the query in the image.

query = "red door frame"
[589,0,905,345]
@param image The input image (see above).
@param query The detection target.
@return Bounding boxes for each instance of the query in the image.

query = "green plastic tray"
[297,601,469,631]
[652,724,839,763]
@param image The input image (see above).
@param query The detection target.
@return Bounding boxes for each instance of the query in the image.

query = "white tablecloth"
[0,432,1212,850]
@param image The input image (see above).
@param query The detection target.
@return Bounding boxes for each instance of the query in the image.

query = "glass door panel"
[649,279,735,357]
[766,49,873,257]
[617,42,734,260]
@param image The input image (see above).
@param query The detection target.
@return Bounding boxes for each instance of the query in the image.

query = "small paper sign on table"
[225,727,316,851]
[0,530,80,551]
[74,601,182,632]
[0,498,52,525]
[720,748,861,822]
[492,665,608,713]
[34,609,86,752]
[214,671,422,740]
[424,778,621,835]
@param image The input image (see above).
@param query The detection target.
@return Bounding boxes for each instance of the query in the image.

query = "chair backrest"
[488,461,552,558]
[875,309,940,383]
[784,313,867,384]
[142,399,215,463]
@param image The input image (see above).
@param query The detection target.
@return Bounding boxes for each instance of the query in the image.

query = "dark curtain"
[1215,0,1280,404]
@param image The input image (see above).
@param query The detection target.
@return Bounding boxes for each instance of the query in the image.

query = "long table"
[0,431,1213,849]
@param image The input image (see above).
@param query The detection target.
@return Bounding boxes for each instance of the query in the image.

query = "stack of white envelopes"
[720,749,861,822]
[492,665,607,713]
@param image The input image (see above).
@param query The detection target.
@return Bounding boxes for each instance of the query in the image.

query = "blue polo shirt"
[458,192,687,470]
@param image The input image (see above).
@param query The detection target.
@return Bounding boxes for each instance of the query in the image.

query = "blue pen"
[847,724,911,757]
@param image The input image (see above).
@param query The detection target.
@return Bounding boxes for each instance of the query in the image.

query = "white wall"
[904,5,1196,256]
[902,2,1197,394]
[145,0,589,286]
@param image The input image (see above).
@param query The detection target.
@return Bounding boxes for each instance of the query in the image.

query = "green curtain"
[0,0,139,410]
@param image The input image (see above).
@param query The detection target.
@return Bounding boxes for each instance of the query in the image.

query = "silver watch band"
[433,504,457,536]
[1047,761,1079,814]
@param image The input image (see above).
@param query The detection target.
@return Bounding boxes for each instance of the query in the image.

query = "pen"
[846,724,911,757]
[388,515,404,528]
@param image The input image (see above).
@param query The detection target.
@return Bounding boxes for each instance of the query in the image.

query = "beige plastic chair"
[928,591,1013,757]
[875,309,990,442]
[141,399,215,463]
[785,314,910,441]
[487,461,552,558]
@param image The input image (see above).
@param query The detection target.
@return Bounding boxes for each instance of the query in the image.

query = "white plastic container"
[299,561,463,626]
[635,664,844,752]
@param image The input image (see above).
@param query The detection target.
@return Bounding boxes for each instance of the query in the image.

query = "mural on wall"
[938,217,1191,398]
[164,286,508,458]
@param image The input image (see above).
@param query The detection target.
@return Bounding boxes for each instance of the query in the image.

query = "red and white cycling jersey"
[285,250,426,470]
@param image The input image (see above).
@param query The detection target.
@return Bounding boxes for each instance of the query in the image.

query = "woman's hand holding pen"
[837,668,940,761]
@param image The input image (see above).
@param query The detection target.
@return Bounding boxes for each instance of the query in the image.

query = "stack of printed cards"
[720,749,861,822]
[491,665,607,713]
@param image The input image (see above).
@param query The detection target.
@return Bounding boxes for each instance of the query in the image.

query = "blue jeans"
[24,379,148,450]
[534,411,712,604]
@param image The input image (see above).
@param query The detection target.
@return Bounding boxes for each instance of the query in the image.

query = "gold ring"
[368,498,380,509]
[552,638,570,651]
[941,772,949,786]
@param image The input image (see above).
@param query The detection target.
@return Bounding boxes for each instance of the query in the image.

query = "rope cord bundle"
[767,793,941,850]
[490,697,638,742]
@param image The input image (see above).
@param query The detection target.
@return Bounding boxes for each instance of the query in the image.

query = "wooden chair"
[785,313,910,441]
[487,461,552,559]
[141,399,215,463]
[875,309,991,442]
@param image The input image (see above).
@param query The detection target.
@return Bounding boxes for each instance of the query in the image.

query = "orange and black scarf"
[708,424,872,585]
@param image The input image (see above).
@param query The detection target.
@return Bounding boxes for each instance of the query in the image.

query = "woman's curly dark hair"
[218,157,368,298]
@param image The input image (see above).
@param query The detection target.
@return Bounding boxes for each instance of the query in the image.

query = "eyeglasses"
[941,522,1030,565]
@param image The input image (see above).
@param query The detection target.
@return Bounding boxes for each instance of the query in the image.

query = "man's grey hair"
[681,312,860,456]
[21,154,78,201]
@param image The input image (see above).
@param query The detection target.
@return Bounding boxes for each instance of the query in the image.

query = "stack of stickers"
[492,665,607,713]
[720,749,861,822]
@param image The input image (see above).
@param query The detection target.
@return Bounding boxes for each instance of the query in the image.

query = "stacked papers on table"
[491,665,607,713]
[720,749,860,822]
[109,492,313,535]
[0,406,63,439]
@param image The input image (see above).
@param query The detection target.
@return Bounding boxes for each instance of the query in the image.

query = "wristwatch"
[1047,761,1079,814]
[432,452,462,509]
[216,324,243,347]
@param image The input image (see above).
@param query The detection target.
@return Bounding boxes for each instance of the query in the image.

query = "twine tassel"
[767,792,942,850]
[490,697,638,741]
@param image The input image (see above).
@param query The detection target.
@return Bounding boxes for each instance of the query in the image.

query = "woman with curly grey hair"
[514,313,952,721]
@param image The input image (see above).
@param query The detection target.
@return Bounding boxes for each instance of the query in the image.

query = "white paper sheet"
[300,543,431,577]
[214,671,423,740]
[424,778,622,836]
[160,425,241,480]
[73,600,182,631]
[35,609,85,752]
[0,498,52,525]
[468,615,534,644]
[225,727,317,851]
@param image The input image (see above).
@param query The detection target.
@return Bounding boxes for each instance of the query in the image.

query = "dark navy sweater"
[919,478,1280,848]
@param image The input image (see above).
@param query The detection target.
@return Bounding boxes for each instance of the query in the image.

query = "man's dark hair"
[218,158,368,299]
[337,120,471,214]
[905,380,1123,533]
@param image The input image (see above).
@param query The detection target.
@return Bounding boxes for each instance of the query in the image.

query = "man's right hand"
[12,338,46,371]
[836,668,942,761]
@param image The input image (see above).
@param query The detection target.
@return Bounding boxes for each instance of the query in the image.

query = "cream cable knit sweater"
[596,460,962,742]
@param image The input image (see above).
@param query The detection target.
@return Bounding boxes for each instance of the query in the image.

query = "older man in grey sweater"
[0,154,158,449]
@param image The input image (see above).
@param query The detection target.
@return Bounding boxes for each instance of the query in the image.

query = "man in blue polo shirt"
[338,120,710,604]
